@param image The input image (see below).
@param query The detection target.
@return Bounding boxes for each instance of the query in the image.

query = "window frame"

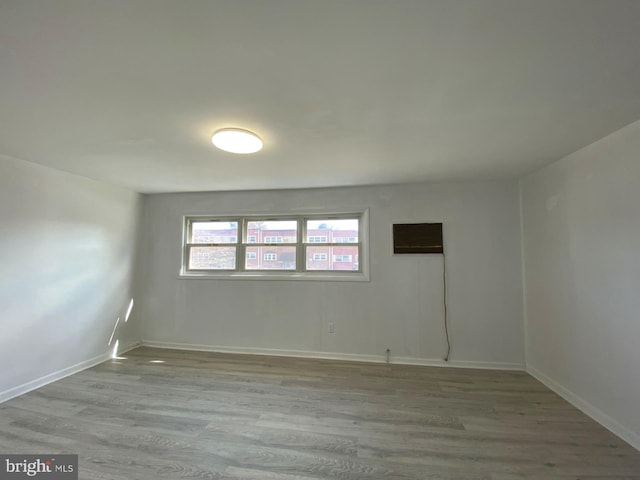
[181,210,369,281]
[183,217,241,272]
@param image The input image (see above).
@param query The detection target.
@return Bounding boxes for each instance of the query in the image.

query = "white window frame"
[312,253,328,261]
[263,253,277,261]
[246,252,257,259]
[333,254,352,263]
[180,210,369,281]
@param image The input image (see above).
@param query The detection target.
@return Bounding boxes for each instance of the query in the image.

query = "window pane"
[245,246,297,270]
[306,246,359,271]
[306,218,358,243]
[189,246,236,270]
[191,221,238,244]
[246,220,297,243]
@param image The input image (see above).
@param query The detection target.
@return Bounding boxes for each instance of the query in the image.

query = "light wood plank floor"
[1,347,639,479]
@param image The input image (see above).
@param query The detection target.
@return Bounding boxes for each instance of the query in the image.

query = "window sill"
[178,271,370,282]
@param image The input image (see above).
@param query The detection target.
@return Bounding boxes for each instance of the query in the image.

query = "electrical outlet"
[328,322,335,333]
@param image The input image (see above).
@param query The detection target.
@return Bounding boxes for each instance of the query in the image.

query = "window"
[245,220,297,270]
[334,236,357,243]
[308,236,327,243]
[305,218,359,272]
[185,220,238,270]
[182,211,368,280]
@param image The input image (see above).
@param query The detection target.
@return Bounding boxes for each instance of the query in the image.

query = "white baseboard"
[392,356,525,371]
[141,340,525,371]
[527,365,640,452]
[0,341,141,404]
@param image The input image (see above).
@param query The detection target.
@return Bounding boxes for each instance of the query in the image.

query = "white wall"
[521,120,640,449]
[139,181,524,368]
[0,154,141,401]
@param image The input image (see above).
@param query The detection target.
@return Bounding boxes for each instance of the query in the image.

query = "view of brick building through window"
[189,219,359,271]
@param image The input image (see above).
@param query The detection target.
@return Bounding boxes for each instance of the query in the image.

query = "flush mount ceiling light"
[211,128,263,154]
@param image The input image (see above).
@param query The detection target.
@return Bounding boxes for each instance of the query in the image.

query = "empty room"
[1,1,639,479]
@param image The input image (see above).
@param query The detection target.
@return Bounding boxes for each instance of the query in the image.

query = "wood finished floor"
[1,347,638,480]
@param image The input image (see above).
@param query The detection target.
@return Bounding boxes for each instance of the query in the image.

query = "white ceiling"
[1,0,639,193]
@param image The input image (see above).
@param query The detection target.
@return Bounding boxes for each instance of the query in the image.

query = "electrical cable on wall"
[442,253,451,362]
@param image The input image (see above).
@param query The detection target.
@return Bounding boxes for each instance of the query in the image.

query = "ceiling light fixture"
[211,128,263,154]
